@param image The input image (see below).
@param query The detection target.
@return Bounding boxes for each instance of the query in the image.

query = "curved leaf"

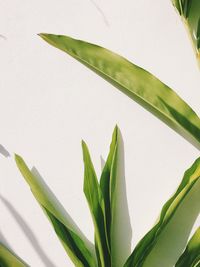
[82,141,110,267]
[39,33,200,148]
[0,243,28,267]
[15,154,96,267]
[175,227,200,267]
[124,157,200,267]
[172,0,200,66]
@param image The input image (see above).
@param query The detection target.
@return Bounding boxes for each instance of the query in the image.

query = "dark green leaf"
[175,227,200,267]
[172,0,200,66]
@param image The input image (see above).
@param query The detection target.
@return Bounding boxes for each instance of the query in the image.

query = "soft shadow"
[0,144,10,157]
[0,35,7,40]
[0,195,57,267]
[100,156,105,170]
[88,0,109,26]
[112,130,132,267]
[143,178,200,267]
[31,167,95,255]
[0,230,12,249]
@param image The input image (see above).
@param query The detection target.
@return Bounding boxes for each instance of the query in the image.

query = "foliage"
[172,0,200,66]
[12,127,200,267]
[39,33,200,149]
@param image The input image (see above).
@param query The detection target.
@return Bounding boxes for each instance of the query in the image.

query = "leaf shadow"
[31,167,95,255]
[0,144,10,158]
[0,230,12,249]
[88,0,109,27]
[143,177,200,267]
[0,195,57,267]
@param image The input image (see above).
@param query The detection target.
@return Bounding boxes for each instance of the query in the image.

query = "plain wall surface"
[1,0,200,266]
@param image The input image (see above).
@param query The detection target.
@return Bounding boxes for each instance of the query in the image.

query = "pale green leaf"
[15,154,96,267]
[39,33,200,148]
[175,227,200,267]
[124,157,200,267]
[0,243,28,267]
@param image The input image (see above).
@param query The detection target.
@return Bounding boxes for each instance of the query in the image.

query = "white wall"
[0,0,200,266]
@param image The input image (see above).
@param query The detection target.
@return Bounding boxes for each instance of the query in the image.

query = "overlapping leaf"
[82,126,119,267]
[172,0,200,66]
[15,155,96,267]
[0,243,28,267]
[175,227,200,267]
[39,34,200,148]
[99,126,118,264]
[82,141,110,267]
[124,157,200,267]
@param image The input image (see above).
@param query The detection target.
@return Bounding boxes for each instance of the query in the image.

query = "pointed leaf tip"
[39,33,200,147]
[15,153,24,165]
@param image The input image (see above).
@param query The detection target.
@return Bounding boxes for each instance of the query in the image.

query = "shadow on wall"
[0,144,10,158]
[0,230,12,249]
[31,167,95,256]
[143,175,200,267]
[0,195,57,267]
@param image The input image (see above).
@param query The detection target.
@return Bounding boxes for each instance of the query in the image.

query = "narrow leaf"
[0,243,28,267]
[172,0,200,66]
[124,157,200,267]
[99,125,119,264]
[15,154,96,267]
[39,33,200,148]
[175,227,200,267]
[82,141,111,267]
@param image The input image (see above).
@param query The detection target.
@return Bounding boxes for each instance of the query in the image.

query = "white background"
[1,0,200,266]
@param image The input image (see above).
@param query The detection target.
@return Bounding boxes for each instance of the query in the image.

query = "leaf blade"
[39,33,200,148]
[172,0,200,66]
[15,154,96,267]
[124,157,200,267]
[82,141,111,267]
[99,125,119,264]
[175,227,200,267]
[0,243,28,267]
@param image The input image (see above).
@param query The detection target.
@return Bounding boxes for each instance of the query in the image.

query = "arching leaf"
[39,34,200,148]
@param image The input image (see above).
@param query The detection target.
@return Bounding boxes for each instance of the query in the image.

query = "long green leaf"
[175,227,200,267]
[15,154,96,267]
[172,0,200,66]
[0,243,28,267]
[82,141,110,267]
[99,125,118,265]
[39,33,200,149]
[124,157,200,267]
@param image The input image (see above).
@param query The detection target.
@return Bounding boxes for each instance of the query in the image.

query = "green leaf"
[99,125,119,264]
[15,154,96,267]
[0,243,28,267]
[39,33,200,148]
[124,157,200,267]
[175,227,200,267]
[82,141,111,267]
[172,0,200,66]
